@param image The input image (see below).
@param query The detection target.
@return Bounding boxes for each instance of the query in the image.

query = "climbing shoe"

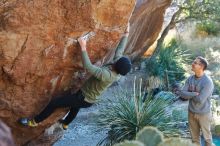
[58,119,68,130]
[62,124,68,130]
[18,118,38,127]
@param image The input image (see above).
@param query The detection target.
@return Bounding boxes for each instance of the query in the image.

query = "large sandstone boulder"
[0,0,171,145]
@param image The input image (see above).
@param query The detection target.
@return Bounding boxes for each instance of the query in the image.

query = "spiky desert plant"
[146,39,191,85]
[95,77,175,146]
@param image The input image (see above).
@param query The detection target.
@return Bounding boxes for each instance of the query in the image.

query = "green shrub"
[213,80,220,95]
[215,125,220,135]
[196,21,219,36]
[146,39,190,86]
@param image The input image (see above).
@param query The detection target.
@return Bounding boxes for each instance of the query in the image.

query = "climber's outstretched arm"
[113,23,130,61]
[78,37,111,81]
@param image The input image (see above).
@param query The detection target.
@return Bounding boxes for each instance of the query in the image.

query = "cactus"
[114,126,197,146]
[158,138,197,146]
[114,140,144,146]
[136,126,163,146]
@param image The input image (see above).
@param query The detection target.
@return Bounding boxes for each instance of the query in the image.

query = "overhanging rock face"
[0,0,171,145]
[127,0,172,60]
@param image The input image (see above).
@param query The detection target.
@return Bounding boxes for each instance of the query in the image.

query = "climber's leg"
[18,90,81,127]
[59,91,92,130]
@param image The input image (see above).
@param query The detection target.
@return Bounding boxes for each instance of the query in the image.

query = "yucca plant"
[146,39,191,85]
[158,39,190,82]
[95,77,177,146]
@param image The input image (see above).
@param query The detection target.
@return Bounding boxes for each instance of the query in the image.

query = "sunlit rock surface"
[0,0,171,145]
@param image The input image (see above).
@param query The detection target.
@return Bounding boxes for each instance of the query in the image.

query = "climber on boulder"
[18,23,131,130]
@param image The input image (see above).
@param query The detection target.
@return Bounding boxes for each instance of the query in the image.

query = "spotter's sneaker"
[18,118,38,127]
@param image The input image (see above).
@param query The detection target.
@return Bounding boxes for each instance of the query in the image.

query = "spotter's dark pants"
[34,90,92,125]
